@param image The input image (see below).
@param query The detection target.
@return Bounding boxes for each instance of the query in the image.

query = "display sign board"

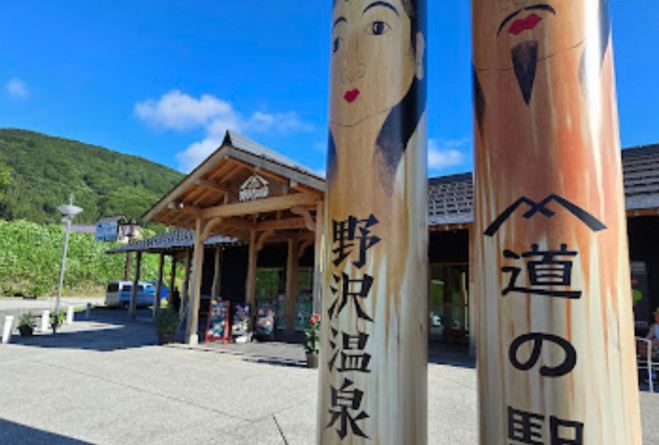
[231,303,252,343]
[205,298,230,344]
[239,175,269,202]
[255,300,276,340]
[95,220,119,242]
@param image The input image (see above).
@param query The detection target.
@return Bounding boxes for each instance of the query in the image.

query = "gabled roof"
[623,144,659,211]
[225,131,324,183]
[142,130,325,229]
[107,228,239,254]
[428,144,659,227]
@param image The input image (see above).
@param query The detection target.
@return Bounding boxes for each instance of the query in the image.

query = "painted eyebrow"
[333,17,347,29]
[363,1,400,16]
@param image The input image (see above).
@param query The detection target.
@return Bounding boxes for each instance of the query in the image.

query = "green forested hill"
[0,129,183,224]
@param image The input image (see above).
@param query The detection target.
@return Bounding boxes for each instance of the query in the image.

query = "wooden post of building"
[154,252,165,317]
[285,237,299,331]
[168,255,177,307]
[180,249,192,321]
[312,200,324,314]
[129,251,142,319]
[186,218,205,345]
[468,226,476,358]
[245,230,257,308]
[472,0,642,443]
[318,1,428,443]
[211,246,222,299]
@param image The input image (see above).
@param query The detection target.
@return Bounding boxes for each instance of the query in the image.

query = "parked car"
[105,281,157,309]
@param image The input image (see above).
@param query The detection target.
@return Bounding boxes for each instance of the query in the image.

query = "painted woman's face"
[330,0,421,127]
[474,0,586,71]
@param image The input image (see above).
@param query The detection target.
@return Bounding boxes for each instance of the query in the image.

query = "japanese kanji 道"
[472,0,642,443]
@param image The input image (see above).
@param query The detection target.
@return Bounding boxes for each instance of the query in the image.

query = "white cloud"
[428,138,468,170]
[6,78,28,98]
[134,90,233,131]
[136,90,315,172]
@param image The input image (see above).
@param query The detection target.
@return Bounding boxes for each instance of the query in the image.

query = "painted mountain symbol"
[484,194,607,237]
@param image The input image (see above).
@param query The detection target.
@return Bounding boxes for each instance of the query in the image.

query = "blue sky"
[0,1,657,176]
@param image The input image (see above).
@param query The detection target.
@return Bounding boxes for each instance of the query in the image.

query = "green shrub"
[0,220,170,297]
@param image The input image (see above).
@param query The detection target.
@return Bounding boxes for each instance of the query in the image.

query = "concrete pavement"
[0,310,656,444]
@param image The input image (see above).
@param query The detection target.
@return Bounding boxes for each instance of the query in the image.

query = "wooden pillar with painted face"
[472,0,642,443]
[318,1,427,444]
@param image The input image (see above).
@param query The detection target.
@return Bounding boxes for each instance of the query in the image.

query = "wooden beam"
[291,206,316,232]
[255,217,306,232]
[211,247,222,299]
[285,238,299,331]
[185,218,205,345]
[202,217,223,241]
[196,178,230,194]
[180,249,192,321]
[245,231,257,308]
[200,192,318,220]
[129,251,143,319]
[168,255,177,307]
[298,239,314,259]
[256,229,275,251]
[154,253,165,317]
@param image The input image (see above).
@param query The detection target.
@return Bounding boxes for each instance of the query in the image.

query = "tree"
[0,157,12,201]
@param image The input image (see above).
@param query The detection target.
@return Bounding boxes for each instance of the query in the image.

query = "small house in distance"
[109,131,659,350]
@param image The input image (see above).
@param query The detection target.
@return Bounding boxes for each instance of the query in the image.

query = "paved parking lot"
[0,309,656,444]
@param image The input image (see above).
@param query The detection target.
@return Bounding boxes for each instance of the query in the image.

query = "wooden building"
[109,132,659,349]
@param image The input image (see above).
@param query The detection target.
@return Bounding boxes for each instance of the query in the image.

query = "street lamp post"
[53,194,82,334]
[121,219,138,281]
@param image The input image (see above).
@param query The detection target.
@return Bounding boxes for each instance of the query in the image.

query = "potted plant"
[50,310,66,331]
[155,308,179,344]
[304,313,321,369]
[18,312,35,337]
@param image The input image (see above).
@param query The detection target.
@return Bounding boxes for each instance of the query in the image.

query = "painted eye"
[367,21,390,35]
[333,37,342,53]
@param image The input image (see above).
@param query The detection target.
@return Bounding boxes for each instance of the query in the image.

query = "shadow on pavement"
[11,308,158,352]
[0,418,94,445]
[428,342,476,369]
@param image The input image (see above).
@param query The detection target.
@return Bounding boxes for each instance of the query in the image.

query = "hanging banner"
[472,0,642,443]
[318,1,428,443]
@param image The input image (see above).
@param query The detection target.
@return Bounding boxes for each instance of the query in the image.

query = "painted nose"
[341,62,366,84]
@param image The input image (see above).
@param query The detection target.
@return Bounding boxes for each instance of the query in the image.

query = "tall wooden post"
[472,0,642,443]
[168,255,177,307]
[211,246,222,299]
[180,249,192,321]
[285,237,299,331]
[245,230,257,307]
[129,251,142,319]
[318,1,428,444]
[186,218,205,345]
[312,200,324,314]
[154,252,165,317]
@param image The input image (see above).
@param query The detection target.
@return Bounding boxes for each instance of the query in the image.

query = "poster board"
[231,303,251,343]
[255,300,276,340]
[204,298,230,344]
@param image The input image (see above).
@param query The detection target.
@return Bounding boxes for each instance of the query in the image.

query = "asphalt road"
[0,310,656,444]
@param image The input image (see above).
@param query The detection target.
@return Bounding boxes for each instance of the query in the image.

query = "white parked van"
[105,281,156,308]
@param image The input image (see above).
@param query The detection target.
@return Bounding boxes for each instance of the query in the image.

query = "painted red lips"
[344,89,360,103]
[509,14,542,35]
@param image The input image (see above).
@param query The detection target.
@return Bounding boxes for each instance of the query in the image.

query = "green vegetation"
[0,129,183,224]
[0,154,11,201]
[0,220,172,297]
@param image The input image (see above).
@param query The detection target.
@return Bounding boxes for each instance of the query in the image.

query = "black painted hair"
[328,0,427,190]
